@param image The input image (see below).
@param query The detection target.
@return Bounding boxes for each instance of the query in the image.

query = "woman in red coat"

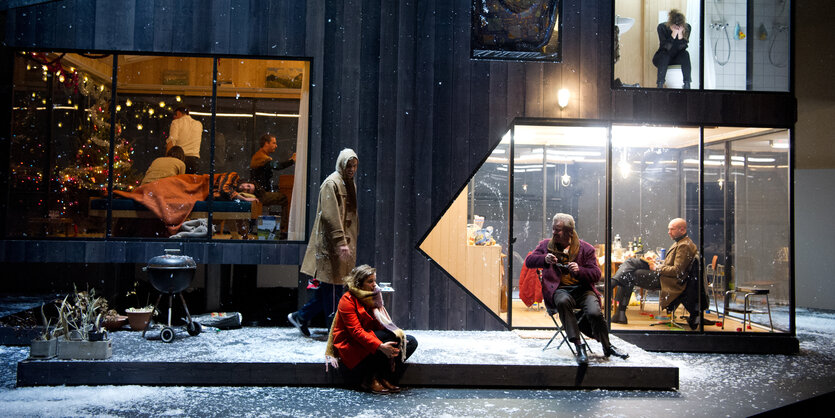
[325,265,418,394]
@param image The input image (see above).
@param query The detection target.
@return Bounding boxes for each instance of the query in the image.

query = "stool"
[665,65,684,88]
[722,286,774,332]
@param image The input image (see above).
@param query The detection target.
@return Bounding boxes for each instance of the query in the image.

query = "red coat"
[519,251,543,307]
[332,292,383,369]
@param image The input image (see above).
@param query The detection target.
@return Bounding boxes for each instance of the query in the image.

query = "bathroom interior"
[614,0,790,91]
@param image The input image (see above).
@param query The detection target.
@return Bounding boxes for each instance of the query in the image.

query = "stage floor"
[18,326,678,390]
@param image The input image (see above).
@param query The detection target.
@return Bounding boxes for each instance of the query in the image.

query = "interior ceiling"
[508,124,788,151]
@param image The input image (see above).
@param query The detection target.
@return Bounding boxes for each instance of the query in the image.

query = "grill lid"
[146,249,196,269]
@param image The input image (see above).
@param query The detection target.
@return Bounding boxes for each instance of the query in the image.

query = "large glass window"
[610,125,700,331]
[6,52,309,241]
[703,127,790,332]
[614,1,702,89]
[614,0,791,92]
[511,124,607,327]
[419,121,791,335]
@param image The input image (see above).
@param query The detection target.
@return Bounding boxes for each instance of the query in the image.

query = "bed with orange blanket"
[89,174,262,235]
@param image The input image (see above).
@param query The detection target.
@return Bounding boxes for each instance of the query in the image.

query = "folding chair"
[538,267,595,357]
[542,306,594,356]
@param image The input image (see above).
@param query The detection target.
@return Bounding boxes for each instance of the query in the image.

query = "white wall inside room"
[794,169,835,310]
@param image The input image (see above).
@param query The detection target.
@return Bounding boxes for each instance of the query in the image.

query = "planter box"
[57,339,112,360]
[29,339,57,359]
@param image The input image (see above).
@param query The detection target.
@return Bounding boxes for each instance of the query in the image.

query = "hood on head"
[336,148,358,176]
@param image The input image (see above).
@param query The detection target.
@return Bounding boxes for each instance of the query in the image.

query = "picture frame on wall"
[471,0,562,61]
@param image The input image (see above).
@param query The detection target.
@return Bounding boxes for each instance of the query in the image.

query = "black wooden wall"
[0,0,796,330]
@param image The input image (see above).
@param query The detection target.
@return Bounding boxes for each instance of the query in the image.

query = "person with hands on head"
[525,213,628,365]
[289,149,359,337]
[652,9,692,89]
[325,265,417,394]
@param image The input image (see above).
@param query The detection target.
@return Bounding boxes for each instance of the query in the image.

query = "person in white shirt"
[166,107,203,174]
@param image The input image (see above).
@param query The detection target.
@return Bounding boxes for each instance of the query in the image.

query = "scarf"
[324,283,407,370]
[547,229,580,285]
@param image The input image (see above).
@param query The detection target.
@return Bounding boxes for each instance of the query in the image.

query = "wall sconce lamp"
[557,88,570,110]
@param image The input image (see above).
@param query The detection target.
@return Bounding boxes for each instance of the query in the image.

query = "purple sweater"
[524,238,602,310]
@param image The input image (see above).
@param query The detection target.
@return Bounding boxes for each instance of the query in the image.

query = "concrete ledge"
[17,361,678,390]
[617,332,800,354]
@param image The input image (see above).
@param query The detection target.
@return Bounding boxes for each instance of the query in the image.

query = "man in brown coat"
[611,218,698,326]
[289,148,358,336]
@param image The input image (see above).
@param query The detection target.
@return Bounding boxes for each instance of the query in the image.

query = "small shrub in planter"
[29,305,57,359]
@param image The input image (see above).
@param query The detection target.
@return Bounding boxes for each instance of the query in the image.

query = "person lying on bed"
[113,171,258,235]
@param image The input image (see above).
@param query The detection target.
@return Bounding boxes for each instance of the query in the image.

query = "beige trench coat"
[300,157,358,284]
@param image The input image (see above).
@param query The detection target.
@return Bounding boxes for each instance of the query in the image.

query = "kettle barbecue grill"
[141,249,202,343]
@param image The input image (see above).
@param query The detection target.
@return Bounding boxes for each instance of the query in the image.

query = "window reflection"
[509,125,608,327]
[611,125,700,330]
[7,52,309,240]
[704,127,790,332]
[705,0,790,91]
[7,52,115,238]
[614,1,701,89]
[420,141,509,318]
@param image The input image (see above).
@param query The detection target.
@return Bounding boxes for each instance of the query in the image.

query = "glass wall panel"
[419,137,509,319]
[112,55,214,238]
[705,0,790,91]
[704,127,790,332]
[215,59,308,240]
[610,125,700,331]
[7,52,113,238]
[511,124,608,327]
[614,1,701,89]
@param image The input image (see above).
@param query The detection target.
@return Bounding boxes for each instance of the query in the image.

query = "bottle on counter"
[614,234,622,250]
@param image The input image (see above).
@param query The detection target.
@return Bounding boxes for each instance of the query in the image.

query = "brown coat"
[659,235,697,309]
[300,149,358,284]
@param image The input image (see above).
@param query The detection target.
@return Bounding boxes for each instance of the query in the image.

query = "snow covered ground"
[0,308,833,417]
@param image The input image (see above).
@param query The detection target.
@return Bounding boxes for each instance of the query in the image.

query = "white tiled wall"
[707,0,747,90]
[707,0,790,91]
[752,0,790,91]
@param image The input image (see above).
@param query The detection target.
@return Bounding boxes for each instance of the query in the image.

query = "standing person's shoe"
[287,312,310,337]
[611,310,629,324]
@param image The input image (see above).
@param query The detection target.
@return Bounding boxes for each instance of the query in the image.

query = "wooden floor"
[503,299,773,333]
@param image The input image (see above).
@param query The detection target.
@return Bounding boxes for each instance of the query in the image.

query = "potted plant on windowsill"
[29,304,57,359]
[56,287,112,360]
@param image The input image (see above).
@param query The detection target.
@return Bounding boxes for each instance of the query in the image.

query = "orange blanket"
[114,174,210,235]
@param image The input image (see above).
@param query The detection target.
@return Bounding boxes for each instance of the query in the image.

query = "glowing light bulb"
[148,108,154,115]
[159,101,166,108]
[116,105,121,112]
[125,99,132,107]
[176,96,182,102]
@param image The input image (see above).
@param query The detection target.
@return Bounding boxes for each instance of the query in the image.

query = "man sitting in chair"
[525,213,628,365]
[610,218,698,328]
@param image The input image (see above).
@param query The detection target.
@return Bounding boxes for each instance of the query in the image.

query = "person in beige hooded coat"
[289,148,358,336]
